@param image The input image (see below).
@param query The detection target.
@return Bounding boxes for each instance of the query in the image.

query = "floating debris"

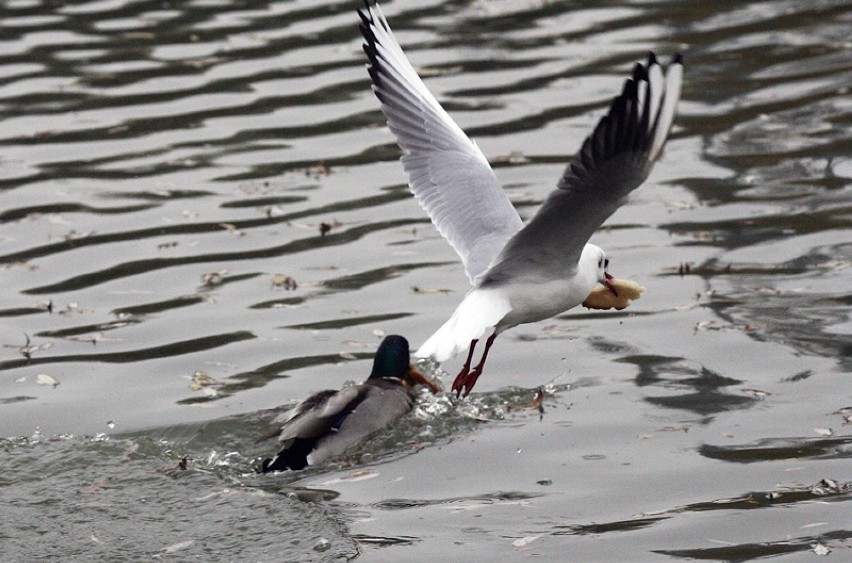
[318,219,343,236]
[219,223,244,236]
[155,456,192,474]
[661,425,690,433]
[272,274,297,290]
[513,535,542,548]
[664,199,695,211]
[418,64,462,78]
[809,478,850,495]
[305,161,331,177]
[36,374,60,388]
[833,406,852,425]
[491,150,530,165]
[411,286,453,295]
[507,387,545,419]
[10,334,53,359]
[694,320,758,334]
[60,229,96,241]
[0,260,39,271]
[742,388,771,400]
[814,427,833,437]
[187,371,226,396]
[67,332,117,346]
[812,542,830,556]
[57,302,87,316]
[201,269,228,287]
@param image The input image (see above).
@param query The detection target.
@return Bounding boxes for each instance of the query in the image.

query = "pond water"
[1,0,850,560]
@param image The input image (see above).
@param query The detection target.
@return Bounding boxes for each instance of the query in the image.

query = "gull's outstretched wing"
[359,1,523,284]
[483,53,683,284]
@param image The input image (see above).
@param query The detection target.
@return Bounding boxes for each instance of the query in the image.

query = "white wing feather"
[360,3,523,284]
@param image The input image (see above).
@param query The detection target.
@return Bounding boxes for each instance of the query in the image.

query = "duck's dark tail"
[260,438,316,473]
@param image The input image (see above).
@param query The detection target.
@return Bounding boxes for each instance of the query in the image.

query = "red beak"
[603,272,619,297]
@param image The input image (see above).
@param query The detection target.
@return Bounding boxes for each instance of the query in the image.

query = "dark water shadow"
[700,436,852,464]
[655,529,852,562]
[0,331,255,370]
[618,354,754,417]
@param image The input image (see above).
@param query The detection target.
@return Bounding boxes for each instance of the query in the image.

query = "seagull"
[358,2,682,396]
[259,335,438,472]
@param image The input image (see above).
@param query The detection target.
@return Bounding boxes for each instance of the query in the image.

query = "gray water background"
[1,0,850,560]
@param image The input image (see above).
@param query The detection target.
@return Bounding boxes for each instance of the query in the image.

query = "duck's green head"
[369,335,412,380]
[369,335,441,393]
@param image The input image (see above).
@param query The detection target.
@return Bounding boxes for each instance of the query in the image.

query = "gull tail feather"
[415,289,511,363]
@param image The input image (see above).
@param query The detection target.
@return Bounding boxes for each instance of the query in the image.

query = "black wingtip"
[631,61,646,82]
[359,2,383,87]
[357,0,374,33]
[563,49,682,188]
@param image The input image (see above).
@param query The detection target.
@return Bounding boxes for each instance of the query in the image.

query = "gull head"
[585,244,619,297]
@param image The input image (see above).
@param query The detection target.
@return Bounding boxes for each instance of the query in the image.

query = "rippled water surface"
[1,0,850,560]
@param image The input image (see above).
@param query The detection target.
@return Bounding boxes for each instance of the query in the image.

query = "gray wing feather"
[360,3,523,284]
[308,383,413,465]
[276,388,361,444]
[317,386,360,419]
[483,53,683,284]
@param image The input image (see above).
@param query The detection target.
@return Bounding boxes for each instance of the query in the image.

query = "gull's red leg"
[453,333,498,397]
[459,333,497,397]
[451,339,478,395]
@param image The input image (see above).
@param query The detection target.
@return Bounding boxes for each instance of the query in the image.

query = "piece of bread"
[582,278,645,311]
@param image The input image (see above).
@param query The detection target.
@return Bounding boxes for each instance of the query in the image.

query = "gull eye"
[605,258,609,268]
[598,258,602,268]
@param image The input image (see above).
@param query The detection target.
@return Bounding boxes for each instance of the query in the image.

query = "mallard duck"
[260,335,438,473]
